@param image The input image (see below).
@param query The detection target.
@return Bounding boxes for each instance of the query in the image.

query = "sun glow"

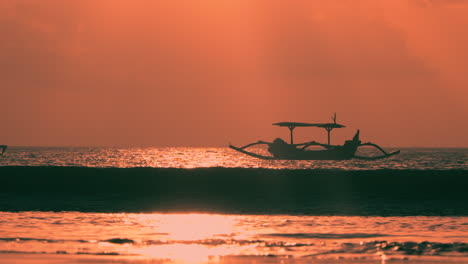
[123,214,247,262]
[157,214,237,240]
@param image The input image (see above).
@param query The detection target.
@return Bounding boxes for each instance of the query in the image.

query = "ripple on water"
[2,147,467,169]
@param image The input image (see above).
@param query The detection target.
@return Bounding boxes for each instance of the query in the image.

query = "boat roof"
[272,122,345,129]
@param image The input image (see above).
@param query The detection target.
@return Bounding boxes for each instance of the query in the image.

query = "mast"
[326,113,336,145]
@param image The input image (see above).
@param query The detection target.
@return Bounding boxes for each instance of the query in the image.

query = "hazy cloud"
[1,0,467,146]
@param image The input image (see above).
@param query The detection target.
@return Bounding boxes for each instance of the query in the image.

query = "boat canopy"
[272,122,345,145]
[272,122,345,129]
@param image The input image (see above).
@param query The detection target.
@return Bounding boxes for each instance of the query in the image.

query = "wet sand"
[1,253,468,264]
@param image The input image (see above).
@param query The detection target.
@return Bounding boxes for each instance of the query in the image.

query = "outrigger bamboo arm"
[238,140,336,150]
[236,141,273,150]
[229,142,276,160]
[354,142,400,160]
[359,142,391,154]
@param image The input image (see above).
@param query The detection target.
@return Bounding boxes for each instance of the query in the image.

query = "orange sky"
[1,0,467,147]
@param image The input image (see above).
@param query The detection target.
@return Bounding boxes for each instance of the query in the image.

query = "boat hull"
[230,130,399,161]
[267,139,360,160]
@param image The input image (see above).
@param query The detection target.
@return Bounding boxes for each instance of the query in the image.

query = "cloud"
[256,3,433,82]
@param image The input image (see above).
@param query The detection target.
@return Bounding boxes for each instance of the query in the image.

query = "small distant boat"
[229,114,400,160]
[0,145,7,155]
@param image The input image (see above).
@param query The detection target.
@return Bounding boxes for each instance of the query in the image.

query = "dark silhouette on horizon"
[0,145,6,155]
[229,114,400,160]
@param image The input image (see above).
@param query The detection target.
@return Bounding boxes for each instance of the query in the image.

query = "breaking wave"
[0,166,467,215]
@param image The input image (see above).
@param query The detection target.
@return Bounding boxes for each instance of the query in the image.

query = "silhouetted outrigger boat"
[0,145,6,155]
[229,115,399,160]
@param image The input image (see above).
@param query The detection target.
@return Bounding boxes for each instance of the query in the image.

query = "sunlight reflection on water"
[1,147,466,169]
[0,212,468,262]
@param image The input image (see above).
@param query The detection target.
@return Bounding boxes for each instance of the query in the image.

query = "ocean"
[0,147,467,263]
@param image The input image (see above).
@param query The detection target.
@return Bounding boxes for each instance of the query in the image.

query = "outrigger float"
[229,114,399,160]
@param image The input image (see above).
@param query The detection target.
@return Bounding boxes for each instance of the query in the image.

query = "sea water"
[0,147,467,262]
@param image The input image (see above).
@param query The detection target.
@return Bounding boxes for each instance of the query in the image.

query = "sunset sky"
[1,0,467,147]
